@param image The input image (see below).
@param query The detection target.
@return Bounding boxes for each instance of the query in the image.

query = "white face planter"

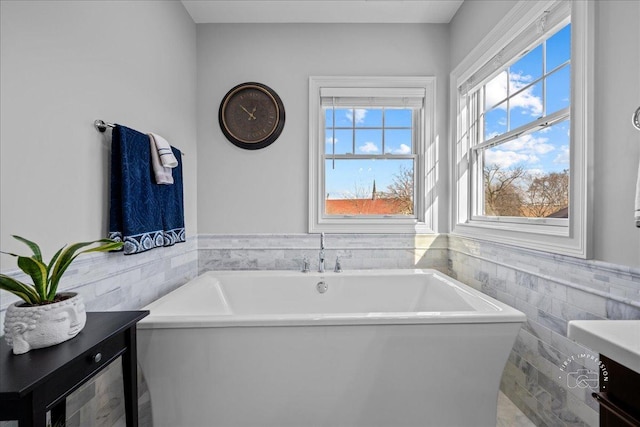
[3,292,86,355]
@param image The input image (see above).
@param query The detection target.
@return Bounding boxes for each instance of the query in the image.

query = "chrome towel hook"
[633,106,640,131]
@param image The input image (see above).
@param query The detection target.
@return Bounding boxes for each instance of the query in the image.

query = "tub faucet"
[318,232,325,273]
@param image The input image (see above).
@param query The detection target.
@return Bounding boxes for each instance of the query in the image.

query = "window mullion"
[351,108,356,154]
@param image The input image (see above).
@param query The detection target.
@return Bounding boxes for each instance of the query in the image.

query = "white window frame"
[309,76,436,234]
[450,0,594,258]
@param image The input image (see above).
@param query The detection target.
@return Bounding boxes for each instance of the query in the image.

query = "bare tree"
[346,182,374,214]
[483,164,525,216]
[384,166,414,215]
[483,165,569,218]
[522,170,569,217]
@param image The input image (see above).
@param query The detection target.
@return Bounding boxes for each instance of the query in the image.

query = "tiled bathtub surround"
[448,235,640,427]
[198,233,449,273]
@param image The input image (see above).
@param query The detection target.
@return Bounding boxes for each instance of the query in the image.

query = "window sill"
[452,220,588,258]
[311,220,434,234]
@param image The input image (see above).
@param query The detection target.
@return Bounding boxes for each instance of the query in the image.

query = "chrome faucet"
[318,232,325,273]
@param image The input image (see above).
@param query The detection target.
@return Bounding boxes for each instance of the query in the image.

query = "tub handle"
[302,256,310,273]
[334,256,342,273]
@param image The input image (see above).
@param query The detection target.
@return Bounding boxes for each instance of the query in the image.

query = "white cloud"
[484,150,529,168]
[326,137,338,145]
[359,142,379,153]
[553,145,570,165]
[484,71,542,117]
[485,71,508,107]
[501,134,554,155]
[346,109,367,124]
[390,144,411,154]
[485,133,556,169]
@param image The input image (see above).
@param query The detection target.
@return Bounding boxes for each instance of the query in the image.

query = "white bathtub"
[137,269,525,427]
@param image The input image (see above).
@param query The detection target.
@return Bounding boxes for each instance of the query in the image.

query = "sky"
[482,23,571,176]
[324,108,414,199]
[323,23,571,200]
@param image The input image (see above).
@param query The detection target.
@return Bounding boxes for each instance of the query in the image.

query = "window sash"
[309,76,436,234]
[323,107,418,158]
[322,107,420,219]
[474,107,569,152]
[464,18,571,224]
[459,1,571,96]
[449,0,593,258]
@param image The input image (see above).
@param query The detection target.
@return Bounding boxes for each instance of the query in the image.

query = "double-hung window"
[309,77,436,233]
[451,0,593,257]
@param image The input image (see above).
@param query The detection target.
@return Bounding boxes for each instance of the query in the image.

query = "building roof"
[325,198,409,215]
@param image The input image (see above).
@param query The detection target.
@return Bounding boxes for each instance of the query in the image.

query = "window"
[451,0,593,257]
[309,77,436,233]
[473,21,571,221]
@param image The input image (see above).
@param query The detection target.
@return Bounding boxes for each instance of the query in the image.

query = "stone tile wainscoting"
[197,233,449,273]
[448,235,640,427]
[0,238,198,427]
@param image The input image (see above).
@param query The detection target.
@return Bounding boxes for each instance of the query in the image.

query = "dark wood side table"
[0,311,149,427]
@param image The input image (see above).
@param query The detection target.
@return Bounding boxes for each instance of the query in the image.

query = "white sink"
[568,320,640,374]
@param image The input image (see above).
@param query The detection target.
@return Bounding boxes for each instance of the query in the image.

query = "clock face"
[219,83,285,150]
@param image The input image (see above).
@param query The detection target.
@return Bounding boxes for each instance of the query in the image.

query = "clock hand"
[240,105,257,120]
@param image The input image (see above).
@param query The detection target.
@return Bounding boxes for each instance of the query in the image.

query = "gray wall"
[449,0,640,267]
[592,0,640,266]
[0,0,198,268]
[0,2,199,425]
[196,23,450,234]
[449,0,518,68]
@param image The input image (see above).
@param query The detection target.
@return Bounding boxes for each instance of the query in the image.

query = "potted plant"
[0,235,122,354]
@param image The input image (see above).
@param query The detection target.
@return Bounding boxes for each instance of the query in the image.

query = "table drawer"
[42,332,127,408]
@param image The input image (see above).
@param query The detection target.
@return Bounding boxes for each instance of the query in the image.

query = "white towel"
[148,134,173,185]
[149,132,178,168]
[635,158,640,227]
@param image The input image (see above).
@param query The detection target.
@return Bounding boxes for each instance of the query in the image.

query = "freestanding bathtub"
[137,269,525,427]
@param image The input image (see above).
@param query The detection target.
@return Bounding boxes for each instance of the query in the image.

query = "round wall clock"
[218,82,285,150]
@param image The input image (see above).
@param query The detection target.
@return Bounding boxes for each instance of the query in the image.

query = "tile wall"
[448,235,640,427]
[197,233,449,273]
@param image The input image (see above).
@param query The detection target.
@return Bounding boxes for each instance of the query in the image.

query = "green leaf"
[16,256,48,301]
[0,275,40,304]
[46,246,65,280]
[12,235,43,262]
[48,239,122,300]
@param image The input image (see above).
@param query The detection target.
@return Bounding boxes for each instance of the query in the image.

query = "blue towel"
[109,125,185,255]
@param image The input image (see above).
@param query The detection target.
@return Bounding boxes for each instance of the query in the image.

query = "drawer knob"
[93,353,102,363]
